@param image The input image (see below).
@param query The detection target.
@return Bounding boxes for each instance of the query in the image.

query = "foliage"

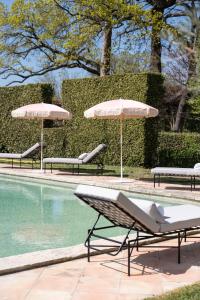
[146,282,200,300]
[0,74,163,167]
[111,51,149,75]
[0,83,54,155]
[0,0,157,83]
[158,131,200,167]
[62,73,163,167]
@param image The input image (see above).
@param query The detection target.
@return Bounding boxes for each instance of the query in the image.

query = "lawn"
[146,282,200,300]
[0,158,151,179]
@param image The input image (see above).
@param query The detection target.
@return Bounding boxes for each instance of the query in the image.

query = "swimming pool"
[0,175,193,258]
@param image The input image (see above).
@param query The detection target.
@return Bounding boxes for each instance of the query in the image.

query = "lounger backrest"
[21,142,43,158]
[75,185,160,233]
[82,144,107,163]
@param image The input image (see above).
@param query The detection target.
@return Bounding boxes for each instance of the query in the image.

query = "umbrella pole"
[120,117,123,180]
[41,119,44,171]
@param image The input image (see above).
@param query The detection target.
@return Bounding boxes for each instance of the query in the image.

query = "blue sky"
[2,0,12,7]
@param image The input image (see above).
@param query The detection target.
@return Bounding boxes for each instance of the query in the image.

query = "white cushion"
[129,198,166,224]
[194,163,200,169]
[160,204,200,232]
[78,153,88,160]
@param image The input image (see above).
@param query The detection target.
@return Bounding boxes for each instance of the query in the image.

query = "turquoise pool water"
[0,175,192,258]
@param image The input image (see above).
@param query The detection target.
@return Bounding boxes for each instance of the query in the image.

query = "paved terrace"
[1,237,200,300]
[0,164,200,299]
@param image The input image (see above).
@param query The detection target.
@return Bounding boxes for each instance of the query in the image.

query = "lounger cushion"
[78,153,88,160]
[159,204,200,232]
[194,163,200,169]
[151,167,200,176]
[0,153,22,159]
[21,142,41,158]
[83,144,106,163]
[75,185,160,233]
[43,157,82,164]
[129,198,167,224]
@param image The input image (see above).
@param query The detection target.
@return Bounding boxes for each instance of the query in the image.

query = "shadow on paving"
[93,241,200,276]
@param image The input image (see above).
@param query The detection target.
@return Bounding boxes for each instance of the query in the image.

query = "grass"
[146,282,200,300]
[0,158,151,179]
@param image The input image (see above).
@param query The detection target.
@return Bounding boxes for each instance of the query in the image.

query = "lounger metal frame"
[10,157,38,169]
[153,174,198,191]
[44,160,104,175]
[75,193,200,276]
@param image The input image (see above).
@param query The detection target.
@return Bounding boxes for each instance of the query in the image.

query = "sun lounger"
[74,184,200,276]
[43,144,107,174]
[151,166,200,190]
[0,142,44,168]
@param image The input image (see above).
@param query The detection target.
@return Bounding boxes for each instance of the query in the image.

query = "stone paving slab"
[0,237,200,300]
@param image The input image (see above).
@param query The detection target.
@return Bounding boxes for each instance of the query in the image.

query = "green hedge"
[158,132,200,167]
[0,84,54,155]
[62,73,164,167]
[0,74,163,167]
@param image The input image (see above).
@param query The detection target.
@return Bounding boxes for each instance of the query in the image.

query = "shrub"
[158,132,200,167]
[0,84,53,155]
[62,73,163,167]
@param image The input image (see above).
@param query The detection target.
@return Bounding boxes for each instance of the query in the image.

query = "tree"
[171,0,200,131]
[0,0,152,84]
[111,51,149,74]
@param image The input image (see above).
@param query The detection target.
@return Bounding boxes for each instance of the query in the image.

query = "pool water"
[0,175,191,258]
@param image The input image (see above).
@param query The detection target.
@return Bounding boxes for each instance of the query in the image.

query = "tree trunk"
[150,8,163,73]
[100,25,112,76]
[172,91,188,132]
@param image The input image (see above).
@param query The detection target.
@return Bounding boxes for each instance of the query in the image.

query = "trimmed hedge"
[62,73,164,167]
[0,84,54,155]
[158,132,200,167]
[0,74,163,167]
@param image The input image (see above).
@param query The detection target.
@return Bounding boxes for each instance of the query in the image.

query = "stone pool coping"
[1,165,200,202]
[0,234,134,276]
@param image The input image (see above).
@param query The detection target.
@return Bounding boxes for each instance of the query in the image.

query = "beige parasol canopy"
[84,99,158,181]
[12,103,72,171]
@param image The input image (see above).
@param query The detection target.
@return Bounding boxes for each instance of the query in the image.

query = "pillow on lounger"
[194,163,200,169]
[78,153,88,160]
[129,198,166,224]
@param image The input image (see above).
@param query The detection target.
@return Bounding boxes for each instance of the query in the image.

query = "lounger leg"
[191,177,193,191]
[128,240,131,276]
[184,230,187,242]
[154,175,156,188]
[136,231,139,251]
[32,159,34,169]
[78,165,79,174]
[158,174,160,187]
[194,176,196,190]
[87,229,90,262]
[178,232,181,264]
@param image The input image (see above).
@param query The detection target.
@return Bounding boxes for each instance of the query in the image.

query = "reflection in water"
[0,176,124,257]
